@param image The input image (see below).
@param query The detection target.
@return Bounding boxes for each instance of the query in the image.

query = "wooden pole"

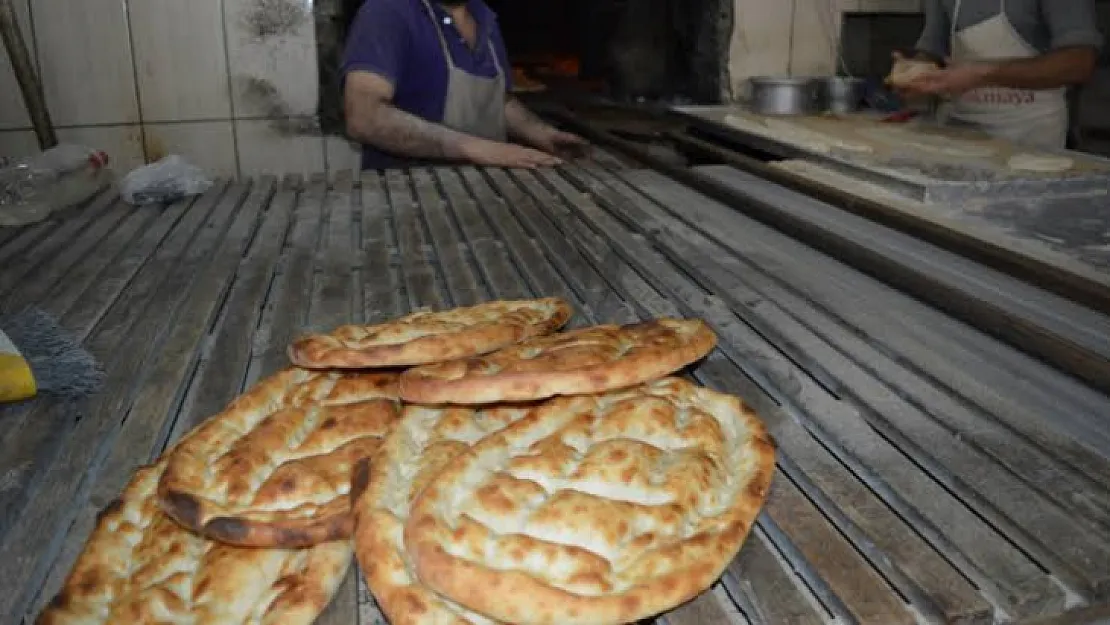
[0,0,57,150]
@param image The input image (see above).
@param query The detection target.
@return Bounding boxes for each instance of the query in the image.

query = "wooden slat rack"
[2,156,1110,625]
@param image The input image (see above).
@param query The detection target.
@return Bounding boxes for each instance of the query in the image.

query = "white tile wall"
[235,118,325,177]
[144,121,239,177]
[129,0,233,122]
[791,0,846,76]
[729,0,796,98]
[0,0,35,130]
[32,0,140,126]
[56,125,146,174]
[225,0,319,118]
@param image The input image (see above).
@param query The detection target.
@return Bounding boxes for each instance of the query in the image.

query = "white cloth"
[945,0,1068,149]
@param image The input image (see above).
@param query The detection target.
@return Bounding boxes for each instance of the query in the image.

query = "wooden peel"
[0,0,56,149]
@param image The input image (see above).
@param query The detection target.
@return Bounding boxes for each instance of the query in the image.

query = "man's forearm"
[981,46,1097,90]
[505,98,556,146]
[349,101,476,160]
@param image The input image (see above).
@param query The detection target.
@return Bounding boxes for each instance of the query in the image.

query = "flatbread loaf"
[288,298,573,369]
[37,459,351,625]
[404,378,776,624]
[353,403,540,625]
[158,368,400,548]
[398,319,717,404]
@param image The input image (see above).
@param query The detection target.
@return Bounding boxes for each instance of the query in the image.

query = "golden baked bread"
[37,459,351,625]
[398,319,717,404]
[288,298,573,369]
[353,403,539,625]
[403,378,775,624]
[158,368,400,548]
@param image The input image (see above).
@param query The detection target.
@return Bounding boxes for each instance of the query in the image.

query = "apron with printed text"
[945,0,1068,149]
[417,0,508,142]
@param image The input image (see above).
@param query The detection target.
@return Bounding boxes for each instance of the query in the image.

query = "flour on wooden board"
[723,114,873,154]
[1007,153,1074,173]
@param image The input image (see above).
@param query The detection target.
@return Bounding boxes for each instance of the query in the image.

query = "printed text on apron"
[945,0,1068,149]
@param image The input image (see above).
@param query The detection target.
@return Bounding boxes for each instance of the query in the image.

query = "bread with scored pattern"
[158,367,400,548]
[398,319,717,404]
[288,298,573,369]
[353,402,542,625]
[403,377,775,624]
[37,458,351,625]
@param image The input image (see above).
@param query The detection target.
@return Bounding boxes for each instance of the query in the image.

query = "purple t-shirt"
[341,0,513,170]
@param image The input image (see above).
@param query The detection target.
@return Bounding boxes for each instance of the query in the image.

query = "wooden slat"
[696,164,1110,396]
[312,171,358,331]
[9,204,167,322]
[0,180,249,623]
[522,168,916,624]
[309,171,360,625]
[248,175,325,382]
[0,193,202,530]
[359,172,402,323]
[28,178,277,618]
[617,168,1110,484]
[548,163,1072,618]
[165,176,296,443]
[410,168,482,307]
[0,219,58,269]
[0,201,134,316]
[0,191,119,298]
[384,169,444,310]
[593,166,1110,599]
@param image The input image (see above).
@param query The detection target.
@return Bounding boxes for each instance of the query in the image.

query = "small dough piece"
[404,378,776,625]
[398,318,718,404]
[886,57,938,87]
[354,403,537,625]
[1007,152,1074,173]
[158,368,400,548]
[37,459,351,625]
[288,298,573,369]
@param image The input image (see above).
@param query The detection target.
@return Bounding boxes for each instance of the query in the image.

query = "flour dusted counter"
[2,155,1110,624]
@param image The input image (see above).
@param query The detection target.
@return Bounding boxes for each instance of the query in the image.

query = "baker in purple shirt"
[341,0,589,170]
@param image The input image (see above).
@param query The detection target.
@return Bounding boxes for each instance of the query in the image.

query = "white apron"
[417,0,508,143]
[945,0,1068,149]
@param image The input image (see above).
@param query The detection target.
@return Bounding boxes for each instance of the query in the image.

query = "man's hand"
[905,60,994,97]
[462,138,563,168]
[533,130,591,160]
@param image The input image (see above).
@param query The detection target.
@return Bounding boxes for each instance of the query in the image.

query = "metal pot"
[824,76,866,114]
[748,76,822,116]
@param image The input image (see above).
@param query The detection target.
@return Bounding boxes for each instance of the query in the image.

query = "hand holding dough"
[887,58,939,87]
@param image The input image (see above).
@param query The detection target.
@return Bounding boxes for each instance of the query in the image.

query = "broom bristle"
[0,307,105,399]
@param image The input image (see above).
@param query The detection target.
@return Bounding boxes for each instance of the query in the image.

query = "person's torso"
[362,0,506,169]
[939,0,1052,54]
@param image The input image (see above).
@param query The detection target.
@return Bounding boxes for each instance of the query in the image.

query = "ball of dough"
[887,58,938,87]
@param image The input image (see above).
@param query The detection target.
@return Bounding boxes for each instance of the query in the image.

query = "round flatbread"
[353,403,539,625]
[37,459,351,625]
[158,368,400,548]
[403,378,776,625]
[398,319,718,404]
[288,298,573,369]
[1007,152,1074,173]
